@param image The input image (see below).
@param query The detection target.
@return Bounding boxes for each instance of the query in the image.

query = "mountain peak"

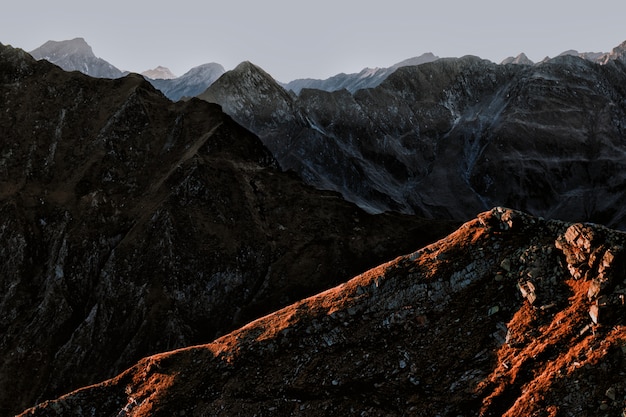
[31,37,95,60]
[141,65,176,80]
[29,38,123,79]
[501,52,534,65]
[233,60,268,75]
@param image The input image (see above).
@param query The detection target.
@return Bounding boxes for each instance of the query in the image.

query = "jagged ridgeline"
[28,37,626,229]
[19,208,626,416]
[200,46,626,229]
[0,43,455,415]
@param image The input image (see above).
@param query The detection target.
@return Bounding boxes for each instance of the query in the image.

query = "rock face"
[18,208,626,416]
[146,62,225,101]
[200,44,626,229]
[282,53,440,94]
[0,43,456,415]
[29,37,124,79]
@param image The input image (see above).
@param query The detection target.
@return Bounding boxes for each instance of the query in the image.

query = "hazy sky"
[2,1,625,82]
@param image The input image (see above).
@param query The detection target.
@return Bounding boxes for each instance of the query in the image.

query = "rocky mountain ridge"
[18,207,626,416]
[146,62,225,101]
[282,52,440,94]
[0,42,454,416]
[200,43,626,230]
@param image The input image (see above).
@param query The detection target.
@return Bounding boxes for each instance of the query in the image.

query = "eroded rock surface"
[19,208,626,416]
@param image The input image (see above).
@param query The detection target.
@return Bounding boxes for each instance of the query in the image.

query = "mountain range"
[29,38,125,79]
[0,41,453,416]
[28,37,626,101]
[30,38,626,229]
[4,37,626,416]
[200,41,626,230]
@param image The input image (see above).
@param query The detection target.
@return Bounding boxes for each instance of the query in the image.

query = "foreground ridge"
[20,208,626,416]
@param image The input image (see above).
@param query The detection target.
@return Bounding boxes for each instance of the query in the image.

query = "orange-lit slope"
[19,208,626,416]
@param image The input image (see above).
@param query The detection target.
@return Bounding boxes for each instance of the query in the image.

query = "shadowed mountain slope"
[19,207,626,416]
[200,46,626,230]
[146,62,225,101]
[0,43,455,415]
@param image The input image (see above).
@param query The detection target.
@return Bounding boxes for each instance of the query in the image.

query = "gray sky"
[1,0,625,82]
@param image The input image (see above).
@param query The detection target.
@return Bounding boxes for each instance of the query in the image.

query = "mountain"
[146,62,225,101]
[0,42,455,415]
[29,38,224,101]
[19,207,626,416]
[599,40,626,65]
[29,37,124,79]
[558,49,606,62]
[500,52,534,65]
[283,52,439,94]
[141,65,176,80]
[200,42,626,230]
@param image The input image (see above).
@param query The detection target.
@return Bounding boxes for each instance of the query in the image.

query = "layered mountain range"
[28,38,225,101]
[0,43,453,415]
[200,41,626,229]
[29,38,124,79]
[281,53,440,94]
[5,37,626,416]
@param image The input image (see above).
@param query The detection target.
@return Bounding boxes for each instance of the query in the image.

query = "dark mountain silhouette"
[28,38,225,102]
[19,208,626,416]
[200,42,626,230]
[0,43,454,416]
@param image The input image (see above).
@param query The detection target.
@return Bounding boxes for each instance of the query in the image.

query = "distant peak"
[501,53,534,66]
[141,66,177,80]
[31,37,95,59]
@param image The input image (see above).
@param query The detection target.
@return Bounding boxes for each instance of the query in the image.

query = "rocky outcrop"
[18,208,626,416]
[29,38,124,79]
[0,43,455,415]
[201,44,626,229]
